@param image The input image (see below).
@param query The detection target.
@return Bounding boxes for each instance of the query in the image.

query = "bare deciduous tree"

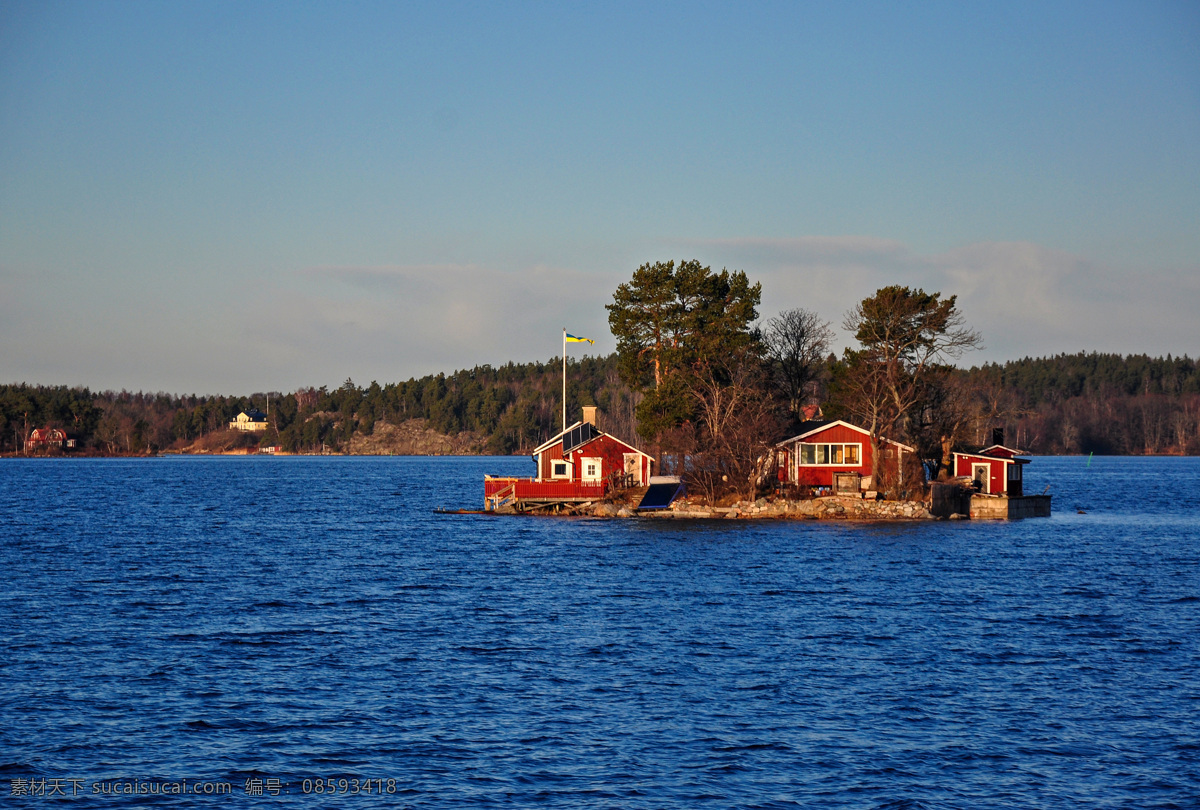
[682,355,783,503]
[763,308,833,421]
[912,369,1017,478]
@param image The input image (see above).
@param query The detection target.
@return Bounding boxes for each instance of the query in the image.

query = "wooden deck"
[484,476,609,512]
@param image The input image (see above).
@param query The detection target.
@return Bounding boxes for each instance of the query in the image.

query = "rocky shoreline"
[532,495,936,520]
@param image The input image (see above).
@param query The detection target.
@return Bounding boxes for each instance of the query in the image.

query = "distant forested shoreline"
[3,351,1199,458]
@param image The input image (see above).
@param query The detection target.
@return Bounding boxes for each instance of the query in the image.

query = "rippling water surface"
[2,455,1198,808]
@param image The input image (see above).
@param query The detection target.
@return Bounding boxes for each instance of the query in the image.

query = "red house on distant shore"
[953,445,1029,496]
[25,427,75,452]
[776,420,914,493]
[484,408,653,511]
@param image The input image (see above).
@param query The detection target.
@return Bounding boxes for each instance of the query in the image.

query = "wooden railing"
[484,475,608,508]
[484,477,518,510]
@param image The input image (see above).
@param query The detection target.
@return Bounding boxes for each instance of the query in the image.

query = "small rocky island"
[483,409,1049,521]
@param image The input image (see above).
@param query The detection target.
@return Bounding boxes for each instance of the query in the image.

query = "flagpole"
[562,327,567,434]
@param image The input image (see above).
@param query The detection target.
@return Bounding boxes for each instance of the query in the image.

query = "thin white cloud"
[300,264,482,295]
[685,236,911,263]
[235,262,616,386]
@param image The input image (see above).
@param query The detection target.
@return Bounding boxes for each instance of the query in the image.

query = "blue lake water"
[1,455,1197,808]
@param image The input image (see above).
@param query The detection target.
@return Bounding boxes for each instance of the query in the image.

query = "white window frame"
[796,442,863,467]
[581,457,602,482]
[550,459,572,480]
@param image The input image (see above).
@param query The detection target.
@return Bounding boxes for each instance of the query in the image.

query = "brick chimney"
[582,406,598,427]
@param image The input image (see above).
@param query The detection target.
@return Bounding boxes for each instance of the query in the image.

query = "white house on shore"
[230,409,269,432]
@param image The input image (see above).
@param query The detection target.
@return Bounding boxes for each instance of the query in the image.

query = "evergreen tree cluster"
[962,353,1200,455]
[970,353,1200,403]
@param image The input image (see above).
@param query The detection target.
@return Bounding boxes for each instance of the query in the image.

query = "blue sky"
[2,0,1198,394]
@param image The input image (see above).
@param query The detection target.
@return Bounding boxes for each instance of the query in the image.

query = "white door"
[624,453,642,485]
[973,463,990,493]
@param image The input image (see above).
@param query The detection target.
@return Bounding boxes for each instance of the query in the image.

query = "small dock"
[931,482,1052,519]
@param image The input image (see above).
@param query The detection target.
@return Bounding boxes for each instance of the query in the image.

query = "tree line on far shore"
[0,356,638,459]
[4,264,1199,486]
[2,351,1197,462]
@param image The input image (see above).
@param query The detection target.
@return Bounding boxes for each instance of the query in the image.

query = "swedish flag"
[565,333,594,345]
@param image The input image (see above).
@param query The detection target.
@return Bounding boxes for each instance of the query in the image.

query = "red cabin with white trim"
[531,421,652,487]
[776,420,913,491]
[484,414,653,510]
[953,445,1030,496]
[25,427,75,451]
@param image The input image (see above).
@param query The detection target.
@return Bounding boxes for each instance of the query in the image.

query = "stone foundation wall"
[619,495,934,520]
[969,494,1052,519]
[575,494,1048,520]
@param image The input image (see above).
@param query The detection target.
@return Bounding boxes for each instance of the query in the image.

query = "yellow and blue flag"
[565,333,594,345]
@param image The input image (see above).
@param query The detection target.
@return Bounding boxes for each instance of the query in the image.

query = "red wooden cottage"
[953,445,1029,496]
[25,427,75,452]
[484,410,653,511]
[776,420,914,494]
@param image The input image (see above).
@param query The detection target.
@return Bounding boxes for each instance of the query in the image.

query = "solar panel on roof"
[562,422,599,455]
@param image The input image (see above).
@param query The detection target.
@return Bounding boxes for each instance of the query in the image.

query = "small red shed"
[776,420,914,492]
[953,445,1029,496]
